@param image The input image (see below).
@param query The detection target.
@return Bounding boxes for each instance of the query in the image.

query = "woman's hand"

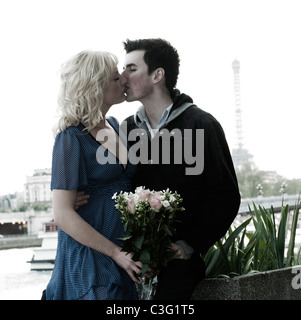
[111,248,143,284]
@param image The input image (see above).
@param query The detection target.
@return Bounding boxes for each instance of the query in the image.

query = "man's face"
[122,50,154,102]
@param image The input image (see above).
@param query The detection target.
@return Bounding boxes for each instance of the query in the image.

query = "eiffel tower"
[231,59,253,168]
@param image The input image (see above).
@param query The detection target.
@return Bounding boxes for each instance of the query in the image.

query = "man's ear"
[152,68,165,84]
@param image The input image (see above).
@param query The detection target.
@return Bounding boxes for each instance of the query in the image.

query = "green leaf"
[277,205,289,267]
[205,247,222,277]
[286,197,301,264]
[141,263,149,275]
[164,225,172,236]
[118,235,132,241]
[134,234,144,250]
[296,246,301,265]
[236,228,247,273]
[205,217,252,277]
[217,239,230,274]
[138,249,150,265]
[221,217,252,253]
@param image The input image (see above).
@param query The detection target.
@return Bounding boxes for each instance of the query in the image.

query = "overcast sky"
[0,0,300,195]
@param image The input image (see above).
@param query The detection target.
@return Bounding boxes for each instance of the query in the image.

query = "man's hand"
[169,243,189,260]
[74,191,90,210]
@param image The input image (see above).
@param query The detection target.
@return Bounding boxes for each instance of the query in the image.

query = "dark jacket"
[122,92,241,255]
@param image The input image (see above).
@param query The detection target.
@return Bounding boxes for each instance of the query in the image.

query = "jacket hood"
[167,90,194,125]
[172,90,194,108]
[134,90,195,128]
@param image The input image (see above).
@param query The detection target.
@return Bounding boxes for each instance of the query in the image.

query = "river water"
[0,247,52,300]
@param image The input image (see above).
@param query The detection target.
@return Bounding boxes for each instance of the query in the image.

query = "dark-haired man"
[120,38,240,299]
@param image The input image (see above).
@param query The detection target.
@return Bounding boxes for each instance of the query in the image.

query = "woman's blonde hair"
[55,50,118,135]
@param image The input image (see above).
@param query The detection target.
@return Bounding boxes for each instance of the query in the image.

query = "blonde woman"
[45,51,141,300]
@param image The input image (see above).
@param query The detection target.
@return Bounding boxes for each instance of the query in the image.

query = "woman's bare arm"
[52,189,141,283]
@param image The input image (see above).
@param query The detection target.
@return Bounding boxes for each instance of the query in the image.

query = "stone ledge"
[192,266,301,300]
[0,236,42,250]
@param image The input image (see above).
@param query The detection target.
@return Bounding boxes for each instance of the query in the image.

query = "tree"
[235,164,301,198]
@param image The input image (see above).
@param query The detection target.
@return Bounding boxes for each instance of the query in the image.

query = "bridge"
[239,194,300,215]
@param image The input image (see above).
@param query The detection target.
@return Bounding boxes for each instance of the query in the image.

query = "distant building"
[24,169,52,204]
[0,169,53,236]
[0,192,24,212]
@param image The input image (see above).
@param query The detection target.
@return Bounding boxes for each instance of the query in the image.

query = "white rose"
[161,200,170,208]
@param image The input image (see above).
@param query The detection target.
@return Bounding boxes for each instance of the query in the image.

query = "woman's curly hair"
[55,50,118,135]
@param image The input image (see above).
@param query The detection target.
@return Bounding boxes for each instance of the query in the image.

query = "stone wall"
[192,266,301,300]
[0,235,42,250]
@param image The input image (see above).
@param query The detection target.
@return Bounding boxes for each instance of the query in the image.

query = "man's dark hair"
[123,38,180,97]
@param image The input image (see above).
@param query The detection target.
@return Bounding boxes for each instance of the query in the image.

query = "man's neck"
[141,91,173,129]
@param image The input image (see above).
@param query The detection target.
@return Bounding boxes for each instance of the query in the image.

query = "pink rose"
[137,189,151,202]
[127,197,135,213]
[149,194,162,211]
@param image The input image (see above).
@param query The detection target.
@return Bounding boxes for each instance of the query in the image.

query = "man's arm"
[74,191,90,210]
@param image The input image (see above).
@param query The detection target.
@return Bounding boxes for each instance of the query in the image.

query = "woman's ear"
[152,68,165,84]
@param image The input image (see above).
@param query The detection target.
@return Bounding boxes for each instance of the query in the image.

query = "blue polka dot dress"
[46,117,138,300]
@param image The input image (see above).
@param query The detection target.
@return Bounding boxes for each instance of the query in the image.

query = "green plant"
[204,198,301,278]
[204,217,254,278]
[252,203,289,271]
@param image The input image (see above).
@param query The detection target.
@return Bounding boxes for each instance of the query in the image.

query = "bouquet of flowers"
[112,186,184,299]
